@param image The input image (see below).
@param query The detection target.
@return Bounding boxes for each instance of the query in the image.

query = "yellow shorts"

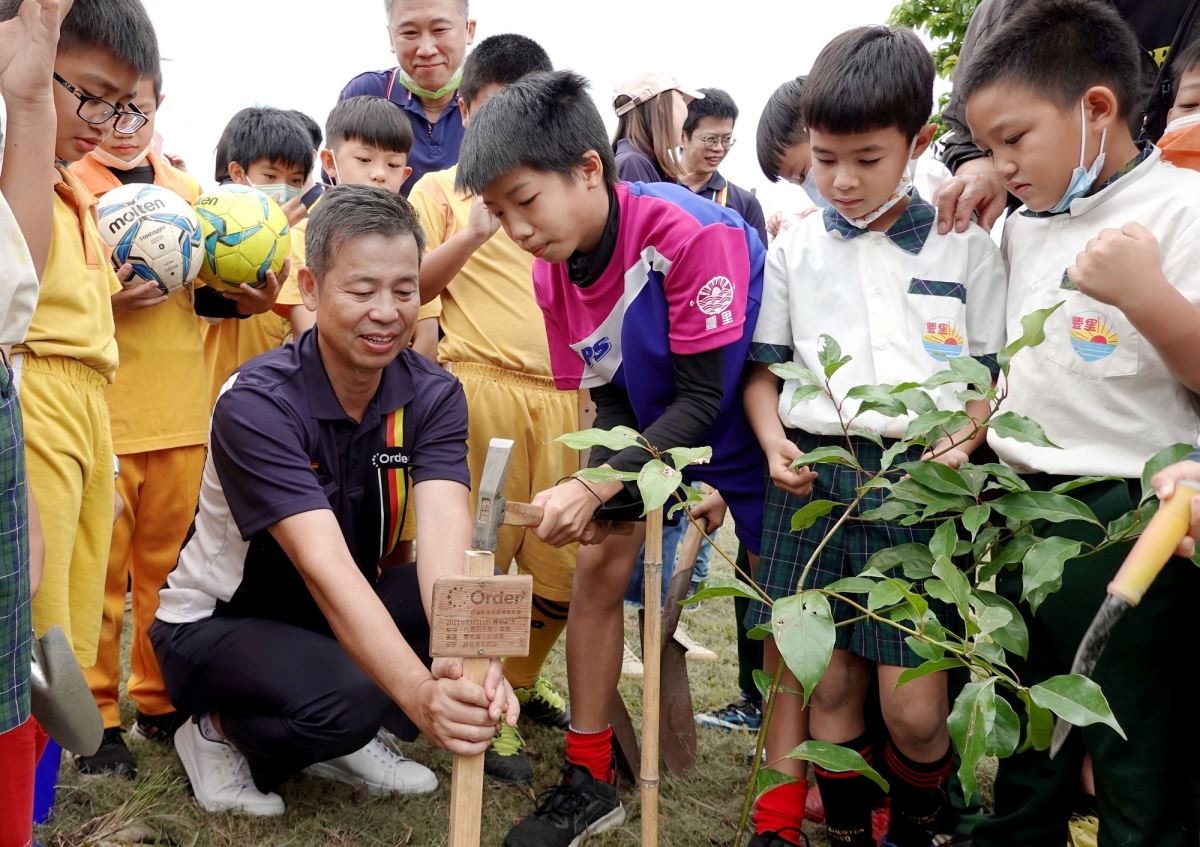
[447,362,580,601]
[14,354,114,667]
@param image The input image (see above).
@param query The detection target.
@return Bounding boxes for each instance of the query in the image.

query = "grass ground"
[38,525,824,847]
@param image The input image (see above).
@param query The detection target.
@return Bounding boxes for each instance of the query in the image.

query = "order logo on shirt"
[372,447,412,468]
[694,276,735,332]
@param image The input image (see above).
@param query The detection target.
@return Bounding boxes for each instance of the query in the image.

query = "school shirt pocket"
[1032,273,1140,378]
[907,278,969,362]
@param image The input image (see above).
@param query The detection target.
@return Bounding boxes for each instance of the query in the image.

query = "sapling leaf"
[896,658,960,687]
[772,591,835,709]
[770,361,821,385]
[556,426,645,452]
[1140,442,1197,503]
[988,411,1059,449]
[785,741,889,792]
[791,445,861,469]
[900,461,976,498]
[663,445,712,469]
[1029,675,1125,739]
[947,679,992,802]
[790,499,838,532]
[998,301,1063,372]
[573,467,639,484]
[1020,537,1083,614]
[636,459,684,515]
[991,491,1101,526]
[679,576,761,605]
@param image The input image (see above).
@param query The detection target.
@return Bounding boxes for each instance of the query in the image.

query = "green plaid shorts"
[0,353,31,734]
[746,431,937,668]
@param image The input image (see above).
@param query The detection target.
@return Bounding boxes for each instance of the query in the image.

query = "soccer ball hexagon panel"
[96,183,205,295]
[193,184,291,291]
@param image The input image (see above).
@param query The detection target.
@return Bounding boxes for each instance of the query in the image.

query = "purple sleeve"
[411,377,472,488]
[210,386,330,540]
[338,71,389,101]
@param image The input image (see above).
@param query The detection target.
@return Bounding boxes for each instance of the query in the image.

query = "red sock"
[754,779,808,841]
[565,726,614,783]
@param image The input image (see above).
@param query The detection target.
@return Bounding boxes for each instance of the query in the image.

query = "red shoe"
[804,781,824,824]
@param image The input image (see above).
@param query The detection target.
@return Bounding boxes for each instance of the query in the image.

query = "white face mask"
[801,168,829,208]
[250,182,302,206]
[844,136,919,229]
[1048,99,1107,214]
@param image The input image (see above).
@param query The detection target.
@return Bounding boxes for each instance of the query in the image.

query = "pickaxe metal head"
[473,438,515,552]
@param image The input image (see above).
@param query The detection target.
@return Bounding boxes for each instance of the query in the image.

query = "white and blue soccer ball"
[97,182,204,295]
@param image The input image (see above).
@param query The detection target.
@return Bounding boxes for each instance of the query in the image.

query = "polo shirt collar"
[1020,143,1157,218]
[822,190,935,255]
[698,170,728,193]
[298,328,415,423]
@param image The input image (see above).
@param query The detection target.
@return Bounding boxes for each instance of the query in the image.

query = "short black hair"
[305,184,425,279]
[288,110,323,150]
[958,0,1141,119]
[325,96,413,155]
[456,70,617,193]
[757,77,808,182]
[1173,38,1200,86]
[459,33,553,106]
[802,25,933,141]
[150,67,163,99]
[682,87,738,138]
[0,0,159,77]
[215,107,315,180]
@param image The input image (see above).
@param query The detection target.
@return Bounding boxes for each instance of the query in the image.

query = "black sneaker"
[696,696,763,731]
[484,721,533,784]
[129,710,187,744]
[514,676,570,730]
[504,763,625,846]
[74,727,137,778]
[748,829,809,847]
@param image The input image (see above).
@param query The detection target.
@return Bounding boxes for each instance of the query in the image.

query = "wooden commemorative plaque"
[429,574,533,659]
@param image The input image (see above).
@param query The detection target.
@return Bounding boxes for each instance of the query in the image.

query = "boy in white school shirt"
[741,24,1007,847]
[960,2,1200,846]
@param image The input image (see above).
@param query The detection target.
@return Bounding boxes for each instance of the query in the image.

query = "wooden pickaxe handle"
[503,500,634,535]
[1108,480,1200,606]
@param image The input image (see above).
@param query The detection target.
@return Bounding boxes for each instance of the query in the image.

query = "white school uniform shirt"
[751,192,1008,438]
[0,190,38,346]
[990,147,1200,478]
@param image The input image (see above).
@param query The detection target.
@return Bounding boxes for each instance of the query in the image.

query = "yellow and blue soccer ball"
[193,185,291,290]
[96,183,204,295]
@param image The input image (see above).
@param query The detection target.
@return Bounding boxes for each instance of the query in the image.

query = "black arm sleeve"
[590,348,725,473]
[193,285,246,319]
[939,0,1012,174]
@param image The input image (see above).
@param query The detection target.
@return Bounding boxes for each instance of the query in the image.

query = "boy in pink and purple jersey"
[457,70,771,847]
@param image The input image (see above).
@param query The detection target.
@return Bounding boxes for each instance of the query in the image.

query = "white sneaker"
[673,622,718,662]
[621,639,644,677]
[307,735,437,796]
[174,719,284,816]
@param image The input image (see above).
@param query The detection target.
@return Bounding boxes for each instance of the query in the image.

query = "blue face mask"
[801,168,829,208]
[251,182,302,207]
[1049,100,1107,214]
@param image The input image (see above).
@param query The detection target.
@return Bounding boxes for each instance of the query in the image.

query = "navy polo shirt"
[691,171,768,248]
[338,68,466,195]
[156,329,470,632]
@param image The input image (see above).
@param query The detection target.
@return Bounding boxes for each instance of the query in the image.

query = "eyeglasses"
[53,73,148,134]
[700,134,736,151]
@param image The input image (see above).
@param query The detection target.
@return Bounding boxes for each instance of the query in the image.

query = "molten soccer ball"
[96,183,204,295]
[192,185,291,291]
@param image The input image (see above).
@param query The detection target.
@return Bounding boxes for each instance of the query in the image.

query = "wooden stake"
[641,508,664,847]
[447,549,495,847]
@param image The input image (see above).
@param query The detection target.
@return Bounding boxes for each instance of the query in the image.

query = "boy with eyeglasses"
[0,0,159,678]
[678,87,767,246]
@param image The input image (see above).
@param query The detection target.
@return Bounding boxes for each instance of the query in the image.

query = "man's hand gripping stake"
[431,438,533,846]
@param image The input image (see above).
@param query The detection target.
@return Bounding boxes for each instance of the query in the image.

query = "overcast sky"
[140,0,911,213]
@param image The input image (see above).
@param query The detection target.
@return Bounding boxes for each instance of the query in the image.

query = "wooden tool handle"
[447,550,494,847]
[1108,481,1200,606]
[503,500,634,535]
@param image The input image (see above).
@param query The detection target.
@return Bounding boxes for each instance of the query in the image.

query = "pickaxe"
[1049,480,1200,757]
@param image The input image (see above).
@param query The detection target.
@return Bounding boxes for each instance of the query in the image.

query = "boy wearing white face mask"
[201,107,306,408]
[743,26,1007,847]
[68,70,214,776]
[961,2,1200,846]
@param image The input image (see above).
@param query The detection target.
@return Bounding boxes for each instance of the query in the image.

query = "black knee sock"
[813,731,884,847]
[883,739,954,847]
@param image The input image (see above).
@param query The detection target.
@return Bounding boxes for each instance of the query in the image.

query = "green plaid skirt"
[746,431,937,668]
[0,353,31,734]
